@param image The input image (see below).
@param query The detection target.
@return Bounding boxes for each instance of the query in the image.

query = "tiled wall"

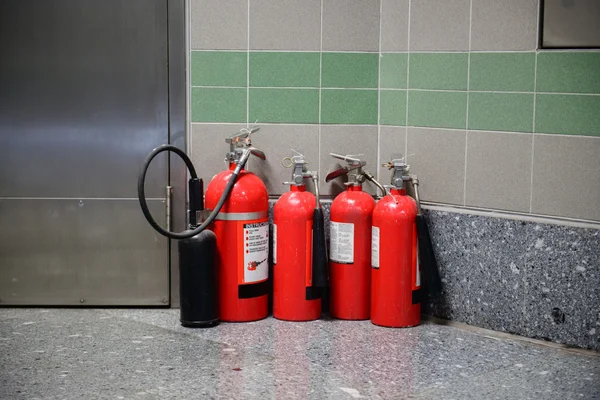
[189,0,600,222]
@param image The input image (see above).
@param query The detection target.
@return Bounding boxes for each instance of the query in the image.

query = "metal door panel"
[0,199,168,306]
[0,0,169,198]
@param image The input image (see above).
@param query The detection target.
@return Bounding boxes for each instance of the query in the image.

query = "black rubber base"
[180,318,220,328]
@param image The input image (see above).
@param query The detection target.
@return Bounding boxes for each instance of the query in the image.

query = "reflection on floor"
[0,309,598,399]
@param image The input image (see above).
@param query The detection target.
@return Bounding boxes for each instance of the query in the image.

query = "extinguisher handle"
[249,147,266,160]
[325,167,349,182]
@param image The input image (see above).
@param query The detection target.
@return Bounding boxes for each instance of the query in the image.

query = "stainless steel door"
[0,0,171,305]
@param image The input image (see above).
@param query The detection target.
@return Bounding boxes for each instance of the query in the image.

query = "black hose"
[137,144,239,240]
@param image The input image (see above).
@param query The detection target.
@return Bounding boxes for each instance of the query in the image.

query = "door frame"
[167,0,187,307]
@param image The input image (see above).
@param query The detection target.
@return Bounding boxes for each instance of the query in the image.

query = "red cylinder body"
[272,185,321,321]
[205,163,269,322]
[371,188,420,328]
[329,185,375,320]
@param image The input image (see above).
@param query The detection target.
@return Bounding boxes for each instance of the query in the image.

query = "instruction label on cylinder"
[371,226,380,269]
[243,221,269,283]
[330,221,354,264]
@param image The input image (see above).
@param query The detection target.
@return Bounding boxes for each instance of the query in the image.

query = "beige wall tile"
[466,131,533,212]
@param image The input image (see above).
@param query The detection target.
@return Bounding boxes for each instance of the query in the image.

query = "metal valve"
[281,149,317,186]
[326,153,387,197]
[282,149,321,207]
[382,154,410,189]
[225,126,266,165]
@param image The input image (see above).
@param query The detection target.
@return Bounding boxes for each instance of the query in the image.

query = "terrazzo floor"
[1,309,598,399]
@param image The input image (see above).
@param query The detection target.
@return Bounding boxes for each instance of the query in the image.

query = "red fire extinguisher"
[205,129,269,322]
[326,153,386,320]
[273,151,328,321]
[371,156,420,328]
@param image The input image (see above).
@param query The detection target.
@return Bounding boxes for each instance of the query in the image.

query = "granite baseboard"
[268,199,600,350]
[421,209,599,351]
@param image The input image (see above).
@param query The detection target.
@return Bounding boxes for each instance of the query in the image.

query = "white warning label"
[273,224,277,265]
[330,221,354,264]
[243,221,269,283]
[371,226,380,269]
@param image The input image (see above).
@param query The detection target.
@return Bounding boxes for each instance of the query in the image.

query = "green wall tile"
[321,89,378,124]
[535,94,600,136]
[322,53,378,88]
[537,52,600,94]
[191,51,247,87]
[407,91,467,129]
[249,89,319,124]
[250,52,320,88]
[409,53,468,90]
[468,93,533,132]
[469,53,535,92]
[380,90,406,125]
[191,88,246,123]
[380,53,407,89]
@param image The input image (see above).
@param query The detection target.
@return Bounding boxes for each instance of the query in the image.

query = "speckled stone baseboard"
[268,200,600,350]
[422,210,600,351]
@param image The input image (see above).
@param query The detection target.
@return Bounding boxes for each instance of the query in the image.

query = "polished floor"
[1,309,598,399]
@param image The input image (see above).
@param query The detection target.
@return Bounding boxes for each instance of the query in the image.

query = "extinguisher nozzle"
[416,215,443,297]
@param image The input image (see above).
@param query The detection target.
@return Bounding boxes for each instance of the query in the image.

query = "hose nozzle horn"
[225,126,266,167]
[326,153,386,197]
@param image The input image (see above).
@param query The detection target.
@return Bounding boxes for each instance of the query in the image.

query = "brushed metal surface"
[0,0,178,306]
[0,0,169,198]
[0,199,168,306]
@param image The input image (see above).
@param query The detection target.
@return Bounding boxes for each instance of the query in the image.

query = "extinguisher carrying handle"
[325,166,351,182]
[410,176,443,297]
[249,147,266,160]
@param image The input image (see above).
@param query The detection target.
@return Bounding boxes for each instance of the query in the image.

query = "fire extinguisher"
[325,153,387,320]
[273,150,328,321]
[371,156,442,328]
[204,130,269,323]
[137,127,268,326]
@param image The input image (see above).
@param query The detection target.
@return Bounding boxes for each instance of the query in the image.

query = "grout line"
[190,48,598,54]
[376,0,382,181]
[246,0,250,126]
[318,0,323,186]
[422,316,600,358]
[421,203,600,229]
[529,50,539,213]
[467,129,532,136]
[192,85,382,91]
[186,0,191,158]
[275,196,600,229]
[0,197,165,201]
[404,0,411,160]
[535,0,541,50]
[191,85,600,96]
[536,91,600,96]
[529,134,536,213]
[463,0,473,207]
[188,121,600,139]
